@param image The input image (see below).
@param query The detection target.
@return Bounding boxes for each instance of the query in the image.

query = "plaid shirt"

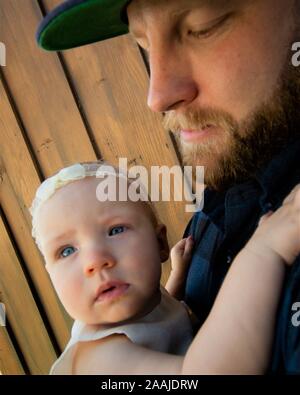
[183,137,300,374]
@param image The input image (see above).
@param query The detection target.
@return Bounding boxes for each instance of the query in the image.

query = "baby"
[30,161,300,374]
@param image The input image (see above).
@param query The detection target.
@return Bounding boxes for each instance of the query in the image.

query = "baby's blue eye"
[109,226,126,236]
[60,246,76,258]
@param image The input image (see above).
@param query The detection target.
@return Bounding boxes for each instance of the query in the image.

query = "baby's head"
[30,161,169,326]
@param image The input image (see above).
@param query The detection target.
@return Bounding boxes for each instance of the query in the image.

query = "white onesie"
[50,287,194,374]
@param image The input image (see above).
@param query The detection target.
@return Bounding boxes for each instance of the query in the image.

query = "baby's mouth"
[94,281,129,302]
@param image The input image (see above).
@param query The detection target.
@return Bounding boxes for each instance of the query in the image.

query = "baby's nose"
[83,250,116,276]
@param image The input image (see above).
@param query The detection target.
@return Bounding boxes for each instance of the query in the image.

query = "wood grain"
[0,327,25,375]
[0,214,57,374]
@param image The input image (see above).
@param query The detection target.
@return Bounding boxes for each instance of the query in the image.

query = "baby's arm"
[182,184,300,374]
[165,236,193,299]
[73,185,300,375]
[73,334,183,375]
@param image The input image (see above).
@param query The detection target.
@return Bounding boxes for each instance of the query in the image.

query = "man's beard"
[163,63,300,191]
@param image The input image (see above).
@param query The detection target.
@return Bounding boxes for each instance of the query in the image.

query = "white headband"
[30,162,117,248]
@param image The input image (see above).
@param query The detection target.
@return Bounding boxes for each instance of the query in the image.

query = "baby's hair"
[30,160,160,253]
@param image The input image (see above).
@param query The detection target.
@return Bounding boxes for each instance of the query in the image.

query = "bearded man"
[37,0,300,374]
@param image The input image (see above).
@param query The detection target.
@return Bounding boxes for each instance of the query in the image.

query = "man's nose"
[83,248,116,277]
[147,47,198,113]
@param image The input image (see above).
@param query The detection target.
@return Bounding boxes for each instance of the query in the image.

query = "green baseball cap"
[37,0,131,51]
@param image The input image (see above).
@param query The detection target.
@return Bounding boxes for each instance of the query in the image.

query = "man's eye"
[188,14,231,39]
[189,27,214,38]
[60,246,76,258]
[109,226,127,236]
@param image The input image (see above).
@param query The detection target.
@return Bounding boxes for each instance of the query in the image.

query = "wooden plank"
[0,215,57,374]
[0,0,97,178]
[0,326,25,375]
[0,78,72,351]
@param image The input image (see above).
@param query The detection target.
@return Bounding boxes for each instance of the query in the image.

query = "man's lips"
[94,281,129,302]
[180,125,217,142]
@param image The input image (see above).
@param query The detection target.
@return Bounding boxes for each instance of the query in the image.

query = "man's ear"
[156,224,169,263]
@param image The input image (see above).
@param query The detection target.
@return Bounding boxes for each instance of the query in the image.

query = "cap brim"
[37,0,130,51]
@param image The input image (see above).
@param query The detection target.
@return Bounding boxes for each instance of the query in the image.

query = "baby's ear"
[156,224,169,262]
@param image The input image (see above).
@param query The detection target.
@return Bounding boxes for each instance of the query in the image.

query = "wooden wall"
[0,0,192,374]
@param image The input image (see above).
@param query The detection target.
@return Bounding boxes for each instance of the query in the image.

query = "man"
[37,0,300,374]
